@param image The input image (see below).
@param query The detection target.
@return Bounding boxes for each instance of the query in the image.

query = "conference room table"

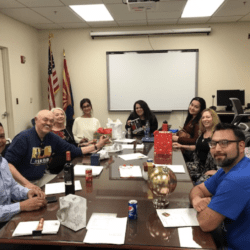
[0,138,217,250]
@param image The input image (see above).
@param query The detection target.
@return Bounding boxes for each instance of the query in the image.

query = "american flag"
[48,44,59,110]
[63,55,74,121]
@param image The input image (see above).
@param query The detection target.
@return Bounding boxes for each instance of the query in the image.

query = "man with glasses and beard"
[189,123,250,250]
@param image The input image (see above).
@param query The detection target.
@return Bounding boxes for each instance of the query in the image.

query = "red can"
[85,168,93,182]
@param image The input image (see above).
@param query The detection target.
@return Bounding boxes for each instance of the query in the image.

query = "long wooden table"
[0,140,216,249]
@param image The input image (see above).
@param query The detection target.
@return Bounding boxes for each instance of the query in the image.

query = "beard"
[213,146,239,168]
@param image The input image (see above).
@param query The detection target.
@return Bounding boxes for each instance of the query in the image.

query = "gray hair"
[51,107,67,126]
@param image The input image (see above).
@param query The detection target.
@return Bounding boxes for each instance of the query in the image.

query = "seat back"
[230,98,246,125]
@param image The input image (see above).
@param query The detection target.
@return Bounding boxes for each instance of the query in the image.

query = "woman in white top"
[73,98,101,143]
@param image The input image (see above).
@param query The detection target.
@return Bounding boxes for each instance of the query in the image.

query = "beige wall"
[0,13,41,135]
[38,22,250,130]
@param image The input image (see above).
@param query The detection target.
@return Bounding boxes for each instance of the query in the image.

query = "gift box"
[154,153,172,165]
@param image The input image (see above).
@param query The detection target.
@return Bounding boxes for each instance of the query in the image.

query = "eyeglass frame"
[208,140,241,149]
[82,104,91,109]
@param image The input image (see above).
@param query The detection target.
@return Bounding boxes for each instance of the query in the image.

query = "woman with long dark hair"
[125,100,158,135]
[172,97,206,145]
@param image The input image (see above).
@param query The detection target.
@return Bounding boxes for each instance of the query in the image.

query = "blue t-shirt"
[205,156,250,250]
[5,127,82,180]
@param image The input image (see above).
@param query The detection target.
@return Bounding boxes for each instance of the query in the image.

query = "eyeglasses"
[208,140,240,149]
[82,104,91,109]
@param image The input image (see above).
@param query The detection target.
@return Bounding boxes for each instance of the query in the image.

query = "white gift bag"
[56,194,87,231]
[106,118,123,139]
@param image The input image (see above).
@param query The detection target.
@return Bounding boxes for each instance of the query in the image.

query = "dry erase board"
[107,50,198,112]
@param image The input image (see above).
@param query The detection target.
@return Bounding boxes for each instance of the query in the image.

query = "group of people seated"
[1,96,250,249]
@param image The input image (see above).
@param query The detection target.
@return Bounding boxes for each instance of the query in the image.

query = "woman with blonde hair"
[173,108,220,185]
[51,107,75,145]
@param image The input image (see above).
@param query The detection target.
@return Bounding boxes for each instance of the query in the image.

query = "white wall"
[38,22,250,130]
[0,13,41,135]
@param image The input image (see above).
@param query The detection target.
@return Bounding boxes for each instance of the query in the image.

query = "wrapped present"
[154,130,172,155]
[93,128,112,140]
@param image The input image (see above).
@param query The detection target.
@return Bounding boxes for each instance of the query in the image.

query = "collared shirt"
[0,156,29,222]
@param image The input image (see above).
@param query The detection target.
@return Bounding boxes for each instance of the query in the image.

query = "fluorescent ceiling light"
[70,4,113,22]
[182,0,225,18]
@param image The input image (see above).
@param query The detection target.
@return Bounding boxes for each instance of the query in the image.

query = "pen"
[36,218,44,231]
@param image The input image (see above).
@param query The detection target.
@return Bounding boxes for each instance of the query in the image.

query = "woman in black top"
[125,100,158,135]
[173,108,220,184]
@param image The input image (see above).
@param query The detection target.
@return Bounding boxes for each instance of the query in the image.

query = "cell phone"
[46,196,57,203]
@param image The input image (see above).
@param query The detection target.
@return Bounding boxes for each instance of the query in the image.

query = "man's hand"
[79,137,89,143]
[204,170,217,176]
[192,197,211,212]
[24,182,42,192]
[27,189,45,199]
[20,197,47,212]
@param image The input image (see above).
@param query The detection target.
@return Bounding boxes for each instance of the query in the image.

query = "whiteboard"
[107,50,198,111]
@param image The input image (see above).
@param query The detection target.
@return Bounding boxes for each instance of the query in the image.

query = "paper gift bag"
[106,118,122,139]
[56,194,87,231]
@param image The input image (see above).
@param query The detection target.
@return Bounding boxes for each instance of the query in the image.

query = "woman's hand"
[172,142,182,149]
[172,135,179,142]
[127,120,131,126]
[79,137,89,143]
[97,136,110,148]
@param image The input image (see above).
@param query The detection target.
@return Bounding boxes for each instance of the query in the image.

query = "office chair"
[230,98,250,128]
[230,98,250,146]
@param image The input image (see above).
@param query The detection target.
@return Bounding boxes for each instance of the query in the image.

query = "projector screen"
[107,50,198,112]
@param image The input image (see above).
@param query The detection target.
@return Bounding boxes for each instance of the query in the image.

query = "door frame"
[1,47,14,138]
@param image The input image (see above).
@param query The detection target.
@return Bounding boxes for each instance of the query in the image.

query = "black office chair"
[230,98,250,146]
[230,98,250,127]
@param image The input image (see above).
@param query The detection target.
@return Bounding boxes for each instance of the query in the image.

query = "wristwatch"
[94,145,98,151]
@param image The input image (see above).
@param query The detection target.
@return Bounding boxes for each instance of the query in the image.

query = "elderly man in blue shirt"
[0,122,46,225]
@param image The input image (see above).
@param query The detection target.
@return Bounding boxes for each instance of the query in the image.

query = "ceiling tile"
[31,6,83,23]
[148,19,178,25]
[208,15,243,23]
[116,20,147,26]
[178,17,210,24]
[59,22,90,28]
[0,8,52,24]
[88,21,118,27]
[239,12,250,21]
[0,0,25,8]
[107,3,146,21]
[17,0,64,7]
[215,0,250,16]
[32,23,63,30]
[60,0,102,5]
[147,11,181,19]
[103,0,124,3]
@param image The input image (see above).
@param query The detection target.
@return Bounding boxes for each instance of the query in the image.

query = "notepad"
[118,153,148,161]
[45,180,82,195]
[12,220,60,237]
[119,165,142,177]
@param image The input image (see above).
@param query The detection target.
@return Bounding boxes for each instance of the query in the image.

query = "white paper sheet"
[156,208,199,227]
[114,139,136,143]
[122,144,144,149]
[12,220,60,237]
[86,213,117,230]
[119,165,142,177]
[154,164,185,173]
[118,153,148,161]
[84,217,127,245]
[178,227,202,248]
[45,180,82,195]
[74,165,103,176]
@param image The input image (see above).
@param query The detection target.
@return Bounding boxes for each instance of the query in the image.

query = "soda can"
[128,200,137,219]
[85,168,93,182]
